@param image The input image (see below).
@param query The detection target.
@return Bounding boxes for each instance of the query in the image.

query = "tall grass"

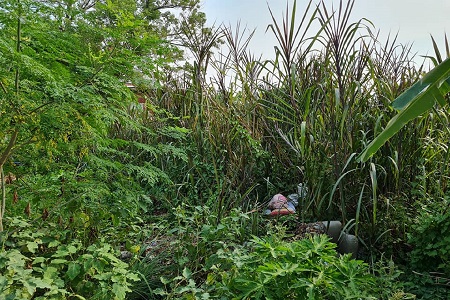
[133,0,450,262]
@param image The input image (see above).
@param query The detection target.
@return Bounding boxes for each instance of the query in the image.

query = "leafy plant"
[207,234,407,299]
[402,271,450,300]
[408,202,450,276]
[0,0,197,238]
[358,57,450,162]
[0,217,139,299]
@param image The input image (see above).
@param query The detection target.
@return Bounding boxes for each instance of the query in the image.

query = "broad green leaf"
[22,284,35,297]
[51,259,68,265]
[111,274,125,283]
[43,266,59,280]
[67,245,78,254]
[93,272,112,281]
[112,282,129,299]
[26,241,39,253]
[53,248,70,258]
[92,259,107,273]
[29,277,53,290]
[48,240,60,248]
[160,276,170,284]
[0,275,8,290]
[6,250,29,268]
[391,80,429,110]
[33,257,46,265]
[358,57,450,162]
[182,267,192,279]
[393,57,450,109]
[66,263,81,281]
[126,272,140,282]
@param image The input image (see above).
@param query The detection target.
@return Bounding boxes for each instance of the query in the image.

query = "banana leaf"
[358,57,450,162]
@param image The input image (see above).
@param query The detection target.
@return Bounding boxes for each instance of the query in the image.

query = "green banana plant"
[358,57,450,162]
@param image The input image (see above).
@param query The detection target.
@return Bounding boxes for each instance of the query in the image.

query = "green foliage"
[144,204,410,299]
[155,226,409,299]
[358,57,450,162]
[215,235,378,299]
[170,205,258,269]
[408,202,450,275]
[0,0,449,298]
[0,0,194,234]
[370,258,416,300]
[139,205,260,299]
[0,217,139,299]
[128,250,176,300]
[402,272,450,300]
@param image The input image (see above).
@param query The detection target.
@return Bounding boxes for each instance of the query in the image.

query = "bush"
[408,205,450,275]
[402,202,450,300]
[154,222,410,299]
[0,217,139,300]
[211,234,380,299]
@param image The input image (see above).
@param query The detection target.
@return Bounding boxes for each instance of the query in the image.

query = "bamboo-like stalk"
[0,166,5,232]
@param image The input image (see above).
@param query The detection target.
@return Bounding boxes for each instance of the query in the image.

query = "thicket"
[0,0,449,299]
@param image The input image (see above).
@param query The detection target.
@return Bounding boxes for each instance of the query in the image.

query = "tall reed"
[136,0,449,261]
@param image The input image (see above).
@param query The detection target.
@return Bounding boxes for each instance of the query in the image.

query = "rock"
[120,251,133,260]
[293,222,326,239]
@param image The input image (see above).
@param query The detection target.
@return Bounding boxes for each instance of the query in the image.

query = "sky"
[200,0,450,64]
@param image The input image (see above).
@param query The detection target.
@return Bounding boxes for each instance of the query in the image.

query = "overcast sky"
[200,0,450,64]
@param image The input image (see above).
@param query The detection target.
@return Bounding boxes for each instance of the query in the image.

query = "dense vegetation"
[0,0,449,299]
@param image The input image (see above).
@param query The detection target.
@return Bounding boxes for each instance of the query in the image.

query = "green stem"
[0,166,4,232]
[15,0,21,92]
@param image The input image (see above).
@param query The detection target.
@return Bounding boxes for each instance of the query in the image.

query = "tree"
[0,0,201,231]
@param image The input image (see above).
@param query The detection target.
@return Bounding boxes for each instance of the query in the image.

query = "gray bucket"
[337,233,359,258]
[321,221,342,244]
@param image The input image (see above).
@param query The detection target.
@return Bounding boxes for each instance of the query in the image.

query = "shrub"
[0,217,139,300]
[212,234,378,299]
[155,228,410,299]
[408,204,450,275]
